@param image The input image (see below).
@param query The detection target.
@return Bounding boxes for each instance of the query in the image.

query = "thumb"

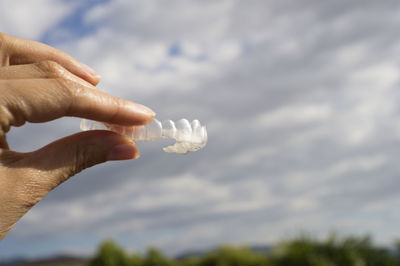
[0,131,138,239]
[21,130,139,192]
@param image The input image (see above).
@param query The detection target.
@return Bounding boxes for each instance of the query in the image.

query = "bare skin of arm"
[0,33,155,240]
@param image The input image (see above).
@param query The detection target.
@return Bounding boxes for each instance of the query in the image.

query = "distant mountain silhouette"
[0,255,87,266]
[0,245,271,266]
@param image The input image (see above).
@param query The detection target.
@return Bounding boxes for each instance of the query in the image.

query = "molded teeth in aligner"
[174,119,192,142]
[145,119,162,140]
[162,120,176,139]
[80,118,207,154]
[161,119,207,154]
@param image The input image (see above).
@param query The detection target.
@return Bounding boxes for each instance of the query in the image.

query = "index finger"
[0,32,100,86]
[0,68,155,131]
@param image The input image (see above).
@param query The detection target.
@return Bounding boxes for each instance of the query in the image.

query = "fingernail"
[107,143,140,161]
[81,62,100,79]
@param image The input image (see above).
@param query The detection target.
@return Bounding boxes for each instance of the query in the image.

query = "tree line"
[89,235,400,266]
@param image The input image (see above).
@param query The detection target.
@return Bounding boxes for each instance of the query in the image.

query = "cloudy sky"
[1,0,400,260]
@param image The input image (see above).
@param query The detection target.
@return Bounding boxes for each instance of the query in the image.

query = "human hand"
[0,33,155,240]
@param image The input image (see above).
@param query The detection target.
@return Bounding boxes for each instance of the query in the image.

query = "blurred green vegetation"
[88,235,400,266]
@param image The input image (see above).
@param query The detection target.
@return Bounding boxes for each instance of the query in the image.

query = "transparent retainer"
[80,118,207,154]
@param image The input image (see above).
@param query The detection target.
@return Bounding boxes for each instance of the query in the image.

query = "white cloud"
[256,103,333,129]
[0,0,74,40]
[4,0,400,260]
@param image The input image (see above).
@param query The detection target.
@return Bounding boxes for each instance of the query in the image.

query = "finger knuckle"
[58,77,91,117]
[36,60,66,78]
[72,141,97,175]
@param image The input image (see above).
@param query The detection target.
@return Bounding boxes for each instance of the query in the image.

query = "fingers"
[0,131,139,237]
[0,61,94,88]
[15,131,139,192]
[0,32,100,85]
[0,134,8,149]
[0,62,154,130]
[0,63,49,80]
[2,79,155,125]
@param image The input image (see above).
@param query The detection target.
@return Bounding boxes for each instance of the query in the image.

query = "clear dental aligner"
[80,118,207,154]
